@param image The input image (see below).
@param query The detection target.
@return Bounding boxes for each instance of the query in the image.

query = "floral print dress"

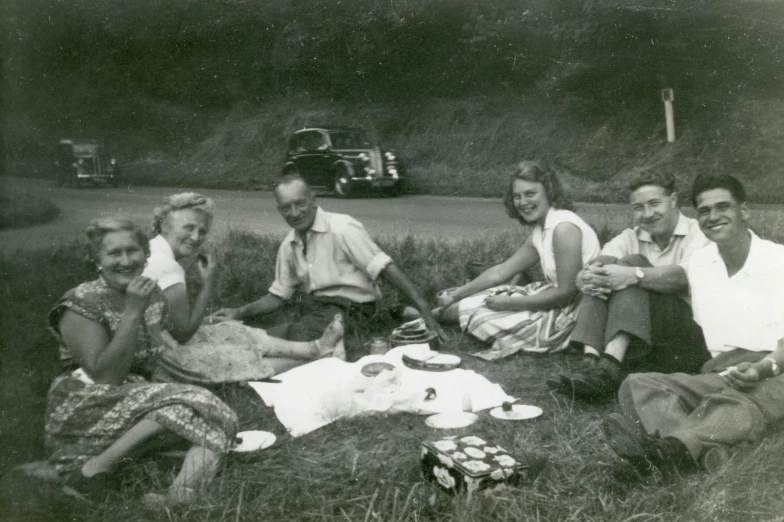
[45,277,239,475]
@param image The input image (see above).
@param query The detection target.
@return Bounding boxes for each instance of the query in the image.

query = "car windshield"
[297,131,329,152]
[73,144,101,156]
[329,130,370,149]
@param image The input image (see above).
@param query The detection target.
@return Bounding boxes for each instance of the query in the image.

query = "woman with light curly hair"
[143,192,345,384]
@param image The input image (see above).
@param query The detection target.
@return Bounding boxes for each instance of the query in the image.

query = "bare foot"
[315,314,346,360]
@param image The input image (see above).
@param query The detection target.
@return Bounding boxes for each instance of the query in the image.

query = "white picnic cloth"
[248,344,515,437]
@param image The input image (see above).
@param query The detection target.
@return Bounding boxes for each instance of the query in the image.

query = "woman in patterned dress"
[436,161,601,360]
[45,218,239,506]
[143,192,345,384]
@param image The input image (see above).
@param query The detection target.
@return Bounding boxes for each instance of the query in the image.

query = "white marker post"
[661,88,675,143]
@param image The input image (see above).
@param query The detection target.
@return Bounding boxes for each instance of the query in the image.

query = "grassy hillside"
[3,0,784,202]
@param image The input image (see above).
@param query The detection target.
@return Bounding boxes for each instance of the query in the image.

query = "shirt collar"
[541,208,558,231]
[636,212,689,243]
[151,234,176,261]
[705,230,763,276]
[290,207,327,245]
[737,231,765,277]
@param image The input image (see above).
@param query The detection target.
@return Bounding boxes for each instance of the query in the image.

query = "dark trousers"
[569,254,710,374]
[263,294,378,361]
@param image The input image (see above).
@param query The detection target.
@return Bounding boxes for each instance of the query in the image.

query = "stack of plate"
[389,318,440,350]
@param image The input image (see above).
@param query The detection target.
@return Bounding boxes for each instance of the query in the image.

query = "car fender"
[282,161,299,175]
[331,159,356,178]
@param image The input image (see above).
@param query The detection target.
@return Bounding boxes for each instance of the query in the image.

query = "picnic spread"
[248,343,518,437]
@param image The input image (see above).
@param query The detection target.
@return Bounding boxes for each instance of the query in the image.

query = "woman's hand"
[483,294,524,312]
[436,288,459,309]
[124,276,157,316]
[196,251,217,284]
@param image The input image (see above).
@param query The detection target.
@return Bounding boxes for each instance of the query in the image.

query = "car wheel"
[333,168,351,198]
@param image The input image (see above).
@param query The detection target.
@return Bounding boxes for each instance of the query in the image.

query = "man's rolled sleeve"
[337,219,393,281]
[268,241,299,301]
[366,252,394,281]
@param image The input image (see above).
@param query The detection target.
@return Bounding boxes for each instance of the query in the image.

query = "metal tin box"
[421,435,541,495]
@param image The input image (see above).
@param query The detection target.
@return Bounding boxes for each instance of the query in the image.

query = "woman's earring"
[96,265,102,272]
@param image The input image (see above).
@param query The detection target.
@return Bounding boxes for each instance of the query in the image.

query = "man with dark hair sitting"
[603,174,784,474]
[549,169,711,399]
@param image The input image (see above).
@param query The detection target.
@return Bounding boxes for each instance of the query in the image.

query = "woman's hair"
[151,192,215,236]
[502,160,574,224]
[689,174,747,206]
[85,218,150,265]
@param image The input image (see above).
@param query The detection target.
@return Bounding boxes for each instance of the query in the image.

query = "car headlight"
[358,152,370,162]
[384,152,396,161]
[388,167,398,176]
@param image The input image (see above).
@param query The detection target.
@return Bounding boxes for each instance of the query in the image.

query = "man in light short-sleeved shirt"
[550,169,711,400]
[212,175,444,357]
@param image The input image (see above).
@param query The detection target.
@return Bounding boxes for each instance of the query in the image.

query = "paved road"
[2,177,634,253]
[4,177,782,254]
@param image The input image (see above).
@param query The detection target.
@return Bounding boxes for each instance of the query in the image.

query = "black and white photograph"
[3,1,784,520]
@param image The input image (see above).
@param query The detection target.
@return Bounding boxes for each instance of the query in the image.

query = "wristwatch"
[764,357,781,377]
[634,267,645,285]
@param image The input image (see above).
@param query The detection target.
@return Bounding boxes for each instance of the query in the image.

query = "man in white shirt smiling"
[602,174,784,474]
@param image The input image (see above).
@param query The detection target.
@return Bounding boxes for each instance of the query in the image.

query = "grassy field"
[3,211,784,522]
[0,180,60,229]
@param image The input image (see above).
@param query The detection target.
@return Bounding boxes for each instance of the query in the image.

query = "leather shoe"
[567,365,620,400]
[602,413,694,475]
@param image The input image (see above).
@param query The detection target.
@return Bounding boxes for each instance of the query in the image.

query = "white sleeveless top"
[531,209,600,287]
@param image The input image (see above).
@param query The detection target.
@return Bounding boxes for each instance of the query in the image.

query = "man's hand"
[210,307,241,323]
[589,264,637,293]
[576,262,611,299]
[719,362,761,391]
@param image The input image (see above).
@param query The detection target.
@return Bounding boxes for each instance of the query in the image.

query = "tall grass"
[4,221,784,521]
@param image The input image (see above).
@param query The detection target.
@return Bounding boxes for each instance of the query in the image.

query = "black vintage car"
[55,139,122,187]
[282,127,405,197]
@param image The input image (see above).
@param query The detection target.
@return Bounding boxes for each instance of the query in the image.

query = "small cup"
[369,336,390,356]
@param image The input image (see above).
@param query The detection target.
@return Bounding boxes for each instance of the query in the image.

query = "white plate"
[489,404,543,421]
[398,318,426,331]
[232,430,276,452]
[425,412,479,429]
[427,354,461,366]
